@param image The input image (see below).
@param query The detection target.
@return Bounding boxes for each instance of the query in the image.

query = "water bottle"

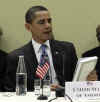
[16,56,27,96]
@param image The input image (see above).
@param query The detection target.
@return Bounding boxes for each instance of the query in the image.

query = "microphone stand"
[37,79,48,100]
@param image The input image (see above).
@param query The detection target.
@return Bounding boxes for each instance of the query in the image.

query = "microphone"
[58,50,73,102]
[55,86,65,97]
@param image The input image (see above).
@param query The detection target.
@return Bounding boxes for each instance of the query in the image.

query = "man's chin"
[43,36,51,41]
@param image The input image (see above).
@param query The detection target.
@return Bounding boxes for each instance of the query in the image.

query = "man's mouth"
[44,30,51,34]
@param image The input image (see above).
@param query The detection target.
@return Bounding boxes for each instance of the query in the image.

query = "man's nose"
[45,22,51,28]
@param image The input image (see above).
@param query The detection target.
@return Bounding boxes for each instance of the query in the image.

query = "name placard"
[65,81,100,100]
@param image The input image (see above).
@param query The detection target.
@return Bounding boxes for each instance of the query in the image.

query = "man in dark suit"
[82,25,100,81]
[0,50,7,91]
[0,27,7,91]
[5,5,77,91]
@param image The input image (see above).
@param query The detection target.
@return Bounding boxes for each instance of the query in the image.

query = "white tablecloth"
[0,92,100,102]
[0,92,58,102]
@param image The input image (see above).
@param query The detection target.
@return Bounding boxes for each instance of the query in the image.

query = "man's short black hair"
[25,5,48,24]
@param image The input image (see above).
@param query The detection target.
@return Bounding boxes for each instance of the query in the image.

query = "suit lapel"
[24,41,38,73]
[50,40,63,72]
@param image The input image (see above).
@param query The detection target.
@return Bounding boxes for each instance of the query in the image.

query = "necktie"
[40,44,49,65]
[36,44,50,80]
[40,44,51,80]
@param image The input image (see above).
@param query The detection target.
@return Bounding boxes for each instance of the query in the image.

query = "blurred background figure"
[96,25,100,44]
[0,27,7,91]
[82,25,100,81]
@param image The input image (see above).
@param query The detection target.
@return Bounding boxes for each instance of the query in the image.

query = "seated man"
[0,50,7,91]
[82,25,100,81]
[5,5,78,91]
[0,28,7,91]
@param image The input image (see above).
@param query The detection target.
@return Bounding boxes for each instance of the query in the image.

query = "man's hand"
[86,70,98,81]
[50,84,60,91]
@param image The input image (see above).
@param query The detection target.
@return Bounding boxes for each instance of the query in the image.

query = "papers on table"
[73,56,98,81]
[65,81,100,101]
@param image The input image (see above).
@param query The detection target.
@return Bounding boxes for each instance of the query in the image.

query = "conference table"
[0,91,64,102]
[0,92,100,102]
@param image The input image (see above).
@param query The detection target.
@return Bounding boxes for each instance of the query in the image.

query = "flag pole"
[37,79,48,100]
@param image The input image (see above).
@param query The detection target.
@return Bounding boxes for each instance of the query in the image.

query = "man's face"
[26,11,52,44]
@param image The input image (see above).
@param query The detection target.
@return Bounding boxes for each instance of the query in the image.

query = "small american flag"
[36,62,50,79]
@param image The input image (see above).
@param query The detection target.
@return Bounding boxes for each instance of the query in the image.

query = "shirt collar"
[32,39,50,53]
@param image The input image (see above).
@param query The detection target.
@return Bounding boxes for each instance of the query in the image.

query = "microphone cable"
[48,94,73,102]
[48,86,73,102]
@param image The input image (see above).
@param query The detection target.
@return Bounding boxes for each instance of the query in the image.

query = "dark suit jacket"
[0,50,7,91]
[82,46,100,80]
[5,40,77,91]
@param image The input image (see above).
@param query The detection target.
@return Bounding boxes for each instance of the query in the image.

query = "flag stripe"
[36,72,43,79]
[37,66,45,74]
[36,62,50,79]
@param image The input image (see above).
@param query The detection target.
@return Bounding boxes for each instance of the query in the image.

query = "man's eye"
[37,19,52,24]
[38,20,45,24]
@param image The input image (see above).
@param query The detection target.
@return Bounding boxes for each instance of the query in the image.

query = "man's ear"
[25,23,31,32]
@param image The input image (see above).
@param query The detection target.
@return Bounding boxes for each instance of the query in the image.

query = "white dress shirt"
[32,39,58,84]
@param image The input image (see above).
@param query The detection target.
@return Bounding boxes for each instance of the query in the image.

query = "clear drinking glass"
[43,80,51,97]
[34,79,41,95]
